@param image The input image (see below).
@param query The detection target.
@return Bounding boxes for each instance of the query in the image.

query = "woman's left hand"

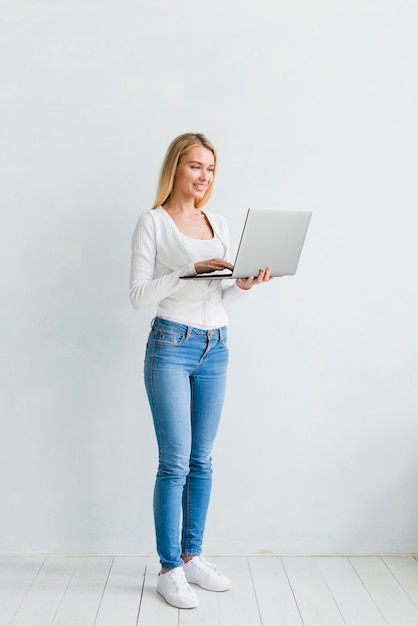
[236,267,274,291]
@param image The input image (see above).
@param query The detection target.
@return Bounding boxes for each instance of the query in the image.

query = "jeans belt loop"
[212,328,220,342]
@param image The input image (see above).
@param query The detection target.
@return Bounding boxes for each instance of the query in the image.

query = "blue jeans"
[144,317,229,570]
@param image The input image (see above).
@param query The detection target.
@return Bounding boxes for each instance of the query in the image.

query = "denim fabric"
[144,317,229,570]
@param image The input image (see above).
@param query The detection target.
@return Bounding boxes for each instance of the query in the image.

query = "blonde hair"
[152,132,217,209]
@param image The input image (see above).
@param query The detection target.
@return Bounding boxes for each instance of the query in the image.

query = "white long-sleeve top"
[129,207,245,328]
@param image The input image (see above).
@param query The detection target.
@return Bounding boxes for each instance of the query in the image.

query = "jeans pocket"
[153,327,186,347]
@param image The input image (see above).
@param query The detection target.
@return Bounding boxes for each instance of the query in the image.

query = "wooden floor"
[1,555,418,626]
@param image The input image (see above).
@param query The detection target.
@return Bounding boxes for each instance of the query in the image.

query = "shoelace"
[170,569,191,590]
[199,556,216,571]
[193,557,220,577]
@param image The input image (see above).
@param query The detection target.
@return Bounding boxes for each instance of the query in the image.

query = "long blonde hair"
[152,133,217,209]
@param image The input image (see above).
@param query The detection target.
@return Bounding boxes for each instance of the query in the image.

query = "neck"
[163,197,200,216]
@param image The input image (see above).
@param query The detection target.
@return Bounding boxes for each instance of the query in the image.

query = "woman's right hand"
[194,258,234,274]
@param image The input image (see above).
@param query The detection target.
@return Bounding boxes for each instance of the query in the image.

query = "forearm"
[129,262,196,310]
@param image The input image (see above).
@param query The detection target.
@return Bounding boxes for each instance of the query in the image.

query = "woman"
[130,133,271,609]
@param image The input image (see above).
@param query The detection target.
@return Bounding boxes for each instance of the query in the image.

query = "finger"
[253,269,265,283]
[257,267,271,282]
[237,277,253,290]
[213,259,234,271]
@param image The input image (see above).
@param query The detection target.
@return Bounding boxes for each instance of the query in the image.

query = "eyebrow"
[188,160,215,167]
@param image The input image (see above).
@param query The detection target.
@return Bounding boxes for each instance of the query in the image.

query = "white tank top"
[179,233,225,262]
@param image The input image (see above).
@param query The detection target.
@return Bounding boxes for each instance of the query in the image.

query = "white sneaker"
[183,556,231,592]
[157,566,199,609]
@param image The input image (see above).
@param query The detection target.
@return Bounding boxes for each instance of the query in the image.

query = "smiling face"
[172,145,215,204]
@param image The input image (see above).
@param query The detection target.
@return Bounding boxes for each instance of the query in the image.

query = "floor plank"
[94,556,146,626]
[350,556,418,626]
[382,557,418,609]
[50,556,113,626]
[249,556,303,626]
[2,555,418,626]
[316,556,387,626]
[282,556,346,626]
[178,586,219,626]
[136,557,179,626]
[0,556,45,625]
[8,556,80,626]
[216,557,262,626]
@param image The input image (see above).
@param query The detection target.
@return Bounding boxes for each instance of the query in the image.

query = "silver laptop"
[181,208,312,279]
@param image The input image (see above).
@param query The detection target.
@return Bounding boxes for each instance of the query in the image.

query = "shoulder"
[137,207,163,224]
[134,207,167,232]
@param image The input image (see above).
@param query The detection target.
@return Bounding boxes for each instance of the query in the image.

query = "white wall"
[1,0,417,554]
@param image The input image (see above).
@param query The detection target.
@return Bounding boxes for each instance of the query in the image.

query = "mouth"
[193,184,206,192]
